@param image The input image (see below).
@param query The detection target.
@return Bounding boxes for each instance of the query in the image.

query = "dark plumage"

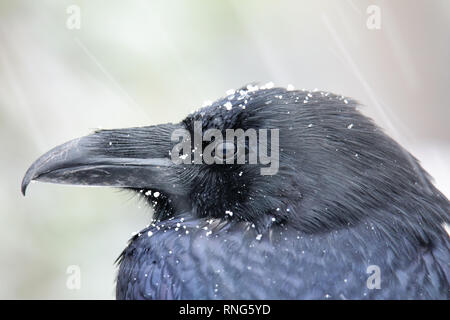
[22,85,449,299]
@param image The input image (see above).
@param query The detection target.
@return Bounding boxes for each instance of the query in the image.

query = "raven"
[22,85,449,299]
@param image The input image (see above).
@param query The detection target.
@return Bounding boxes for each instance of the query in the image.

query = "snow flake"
[443,222,450,237]
[261,81,274,89]
[246,84,259,92]
[202,100,212,107]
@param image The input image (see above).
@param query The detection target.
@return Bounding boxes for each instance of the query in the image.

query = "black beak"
[21,124,184,196]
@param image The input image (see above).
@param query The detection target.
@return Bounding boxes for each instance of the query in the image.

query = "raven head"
[22,85,447,235]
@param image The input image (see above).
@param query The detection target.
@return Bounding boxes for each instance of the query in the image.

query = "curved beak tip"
[21,170,34,196]
[21,182,28,196]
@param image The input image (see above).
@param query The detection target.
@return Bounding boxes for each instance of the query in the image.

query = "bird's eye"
[214,141,237,162]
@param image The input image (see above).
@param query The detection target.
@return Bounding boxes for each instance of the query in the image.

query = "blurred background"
[0,0,449,299]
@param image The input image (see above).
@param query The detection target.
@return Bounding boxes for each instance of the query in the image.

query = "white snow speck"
[147,231,153,237]
[271,217,276,222]
[225,210,233,217]
[108,142,112,146]
[261,81,274,89]
[443,222,450,237]
[256,234,262,241]
[206,230,212,236]
[224,102,233,110]
[238,171,243,177]
[202,100,212,107]
[347,123,354,129]
[308,124,313,128]
[153,192,160,198]
[145,190,151,196]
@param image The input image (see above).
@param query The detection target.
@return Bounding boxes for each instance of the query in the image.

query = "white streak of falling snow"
[74,38,151,122]
[321,14,431,194]
[0,35,47,151]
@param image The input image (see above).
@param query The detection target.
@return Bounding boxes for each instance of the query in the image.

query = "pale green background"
[0,0,449,299]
